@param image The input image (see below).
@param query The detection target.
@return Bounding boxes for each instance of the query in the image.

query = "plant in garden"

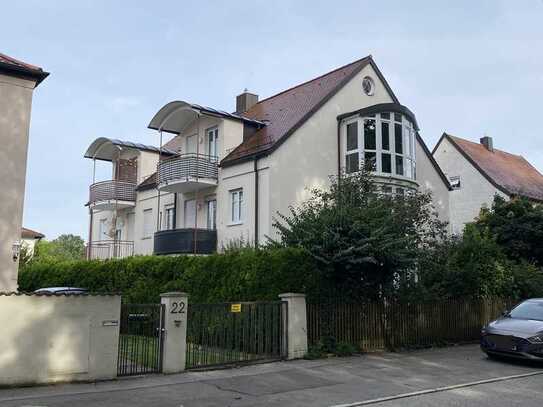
[475,195,543,267]
[271,169,447,300]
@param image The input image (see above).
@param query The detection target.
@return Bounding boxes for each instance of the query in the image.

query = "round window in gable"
[362,76,375,96]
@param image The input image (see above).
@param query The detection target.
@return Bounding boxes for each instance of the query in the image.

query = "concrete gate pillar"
[279,293,308,359]
[160,292,188,373]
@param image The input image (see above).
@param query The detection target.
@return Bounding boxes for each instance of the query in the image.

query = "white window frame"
[207,127,219,159]
[142,208,153,239]
[207,198,217,230]
[164,204,175,230]
[229,189,244,225]
[342,112,416,180]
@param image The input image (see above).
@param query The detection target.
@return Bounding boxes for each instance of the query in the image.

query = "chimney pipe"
[480,136,494,152]
[236,89,258,113]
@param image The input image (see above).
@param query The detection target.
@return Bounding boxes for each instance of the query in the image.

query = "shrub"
[18,247,319,303]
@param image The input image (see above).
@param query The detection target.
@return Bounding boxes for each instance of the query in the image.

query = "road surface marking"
[330,370,543,406]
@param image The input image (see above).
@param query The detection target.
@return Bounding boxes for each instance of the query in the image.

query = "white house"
[0,53,48,290]
[21,227,45,257]
[433,133,543,234]
[85,56,451,258]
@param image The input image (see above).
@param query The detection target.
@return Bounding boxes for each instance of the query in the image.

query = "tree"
[475,196,543,267]
[34,234,86,262]
[271,169,447,300]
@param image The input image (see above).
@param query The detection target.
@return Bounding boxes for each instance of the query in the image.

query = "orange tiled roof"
[444,133,543,201]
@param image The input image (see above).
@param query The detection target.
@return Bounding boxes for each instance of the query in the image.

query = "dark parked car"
[34,287,88,295]
[481,299,543,360]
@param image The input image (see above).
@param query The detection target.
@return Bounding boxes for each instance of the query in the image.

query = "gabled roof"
[221,55,399,166]
[0,52,49,85]
[84,137,177,161]
[21,227,45,239]
[434,133,543,201]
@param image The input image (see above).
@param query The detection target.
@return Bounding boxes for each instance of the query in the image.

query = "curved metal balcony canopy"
[84,137,176,162]
[148,100,265,135]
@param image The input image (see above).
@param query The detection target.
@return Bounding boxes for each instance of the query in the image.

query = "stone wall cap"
[160,292,189,298]
[278,293,306,299]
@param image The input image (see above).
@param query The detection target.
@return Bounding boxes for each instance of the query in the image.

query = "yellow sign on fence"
[230,303,242,313]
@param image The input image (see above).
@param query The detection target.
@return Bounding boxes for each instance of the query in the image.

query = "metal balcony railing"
[88,240,134,260]
[157,153,218,186]
[154,228,217,255]
[89,180,137,204]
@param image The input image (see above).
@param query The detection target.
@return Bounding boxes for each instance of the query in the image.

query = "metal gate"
[117,304,165,376]
[186,301,287,369]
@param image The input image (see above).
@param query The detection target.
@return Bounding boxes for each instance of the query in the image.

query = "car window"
[509,301,543,321]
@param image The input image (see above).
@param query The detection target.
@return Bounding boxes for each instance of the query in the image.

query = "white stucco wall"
[433,137,507,234]
[415,139,450,226]
[0,294,120,386]
[0,73,37,291]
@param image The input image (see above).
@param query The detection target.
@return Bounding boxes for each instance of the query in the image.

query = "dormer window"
[342,112,416,180]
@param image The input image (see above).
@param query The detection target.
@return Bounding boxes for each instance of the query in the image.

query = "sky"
[2,0,543,240]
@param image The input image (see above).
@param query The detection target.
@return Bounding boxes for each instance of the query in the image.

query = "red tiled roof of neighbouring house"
[136,173,157,191]
[439,133,543,201]
[0,52,49,85]
[21,227,45,239]
[221,55,399,166]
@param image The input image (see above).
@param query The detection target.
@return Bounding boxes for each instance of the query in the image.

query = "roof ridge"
[248,55,372,107]
[446,133,519,157]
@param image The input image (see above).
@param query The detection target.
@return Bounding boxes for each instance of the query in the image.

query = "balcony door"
[186,134,197,154]
[207,127,219,159]
[207,199,217,230]
[184,199,196,228]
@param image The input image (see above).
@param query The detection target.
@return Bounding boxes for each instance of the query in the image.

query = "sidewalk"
[0,345,541,406]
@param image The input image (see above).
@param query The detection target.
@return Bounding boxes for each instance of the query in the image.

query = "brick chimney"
[480,136,494,152]
[236,89,258,113]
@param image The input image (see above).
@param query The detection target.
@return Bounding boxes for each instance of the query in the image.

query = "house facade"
[0,53,48,290]
[21,227,45,257]
[433,133,543,234]
[85,56,451,258]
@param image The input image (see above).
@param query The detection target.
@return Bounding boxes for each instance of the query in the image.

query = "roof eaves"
[0,61,49,86]
[416,133,452,190]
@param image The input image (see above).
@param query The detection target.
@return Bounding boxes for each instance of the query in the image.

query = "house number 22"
[170,301,185,314]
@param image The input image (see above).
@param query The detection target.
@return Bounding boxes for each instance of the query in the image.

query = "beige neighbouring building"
[21,226,45,257]
[433,133,543,234]
[84,56,452,258]
[0,53,48,291]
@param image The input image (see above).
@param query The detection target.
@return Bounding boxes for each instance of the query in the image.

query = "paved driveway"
[1,345,542,406]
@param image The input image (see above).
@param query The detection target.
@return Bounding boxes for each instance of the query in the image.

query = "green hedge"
[18,247,320,304]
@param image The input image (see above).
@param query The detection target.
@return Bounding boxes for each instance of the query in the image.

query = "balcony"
[88,240,134,260]
[154,228,217,255]
[89,180,136,210]
[157,153,218,193]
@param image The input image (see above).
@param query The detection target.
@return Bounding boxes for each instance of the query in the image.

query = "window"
[184,200,196,228]
[207,199,217,230]
[164,205,175,230]
[143,209,153,238]
[345,121,359,174]
[343,111,416,180]
[99,219,108,240]
[230,189,244,223]
[207,127,219,159]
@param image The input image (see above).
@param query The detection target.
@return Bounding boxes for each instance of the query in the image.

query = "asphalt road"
[1,345,542,407]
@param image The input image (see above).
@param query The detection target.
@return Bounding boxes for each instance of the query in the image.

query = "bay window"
[343,111,416,180]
